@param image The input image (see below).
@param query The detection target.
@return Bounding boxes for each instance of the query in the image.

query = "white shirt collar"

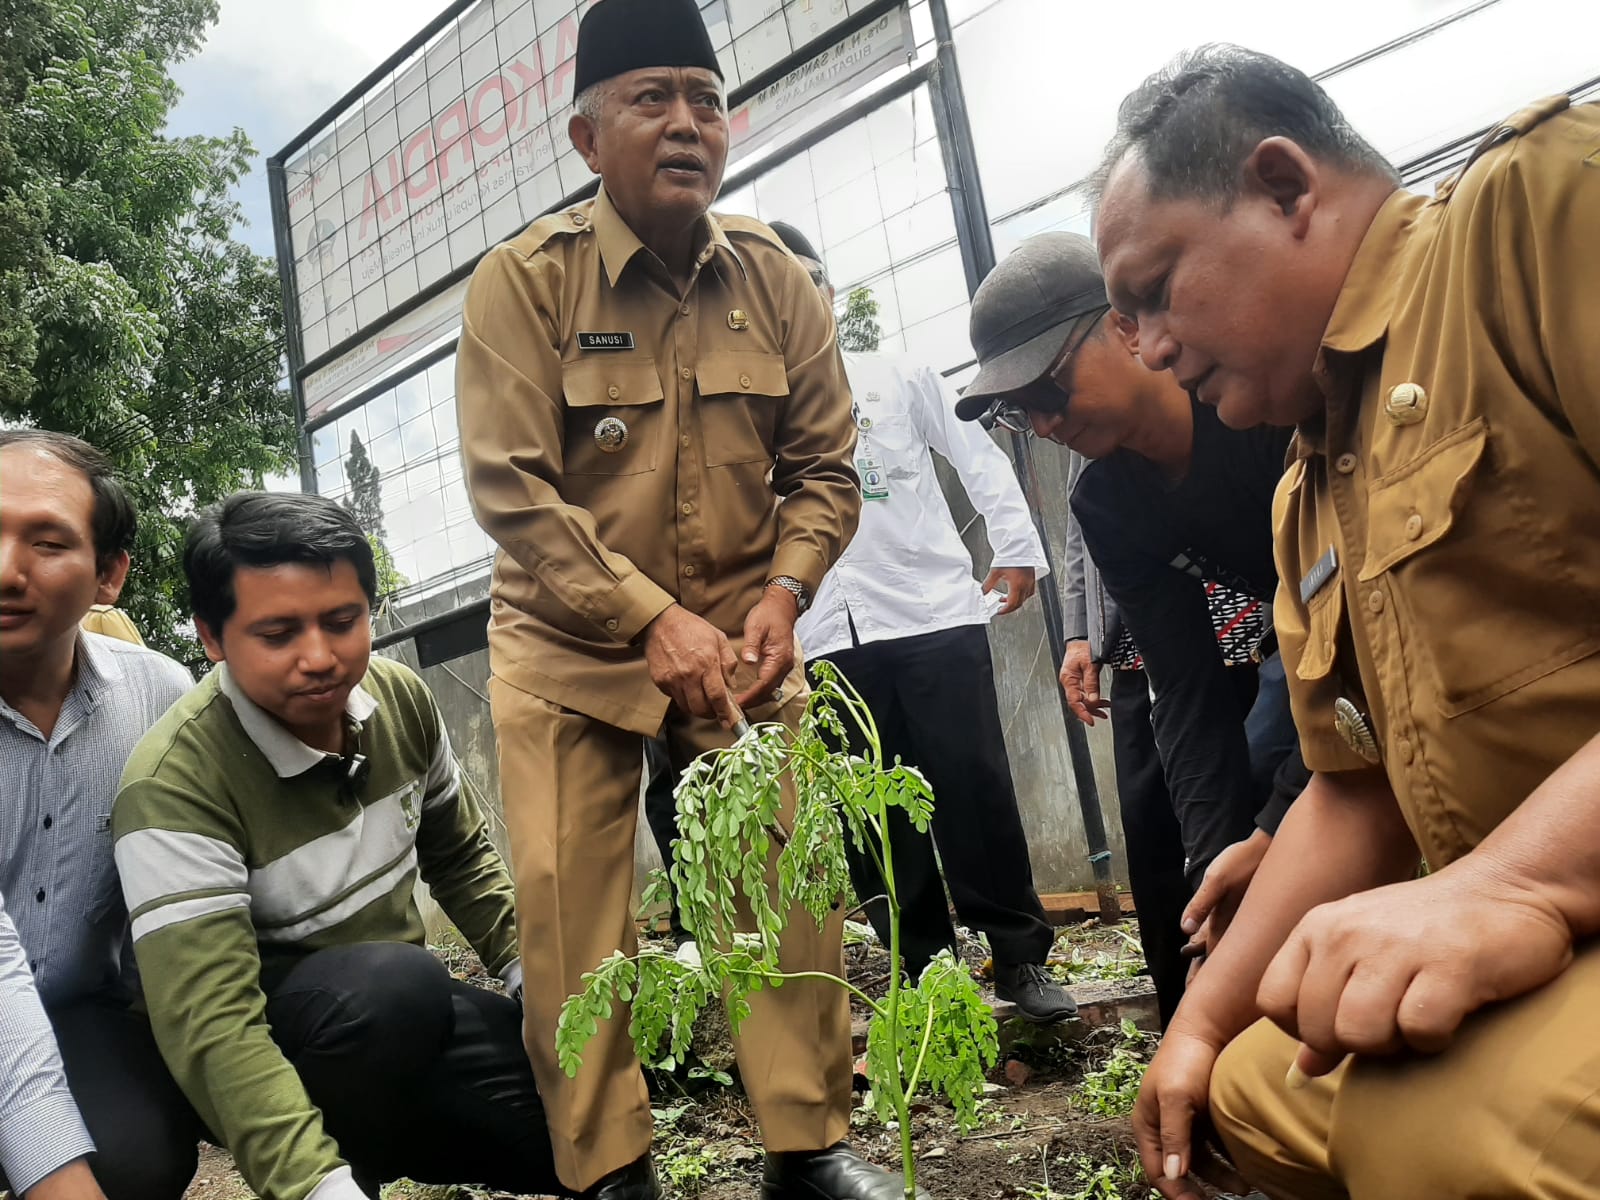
[217,663,379,779]
[75,630,125,694]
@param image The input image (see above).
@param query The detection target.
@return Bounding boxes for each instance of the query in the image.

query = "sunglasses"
[977,306,1108,435]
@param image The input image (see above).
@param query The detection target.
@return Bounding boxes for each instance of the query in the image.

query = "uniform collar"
[217,663,379,779]
[592,185,744,288]
[1318,187,1428,359]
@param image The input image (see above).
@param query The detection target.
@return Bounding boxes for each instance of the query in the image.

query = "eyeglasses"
[976,305,1109,436]
[981,400,1034,434]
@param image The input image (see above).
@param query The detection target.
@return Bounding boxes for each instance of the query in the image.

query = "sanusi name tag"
[577,332,635,351]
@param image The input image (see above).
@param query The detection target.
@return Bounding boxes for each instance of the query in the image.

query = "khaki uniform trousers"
[488,675,853,1192]
[1211,941,1600,1200]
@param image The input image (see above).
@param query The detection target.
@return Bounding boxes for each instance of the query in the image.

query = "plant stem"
[878,786,916,1198]
[760,969,883,1014]
[903,993,936,1102]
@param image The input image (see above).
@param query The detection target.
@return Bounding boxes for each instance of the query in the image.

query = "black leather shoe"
[580,1155,661,1200]
[994,961,1078,1024]
[762,1141,929,1198]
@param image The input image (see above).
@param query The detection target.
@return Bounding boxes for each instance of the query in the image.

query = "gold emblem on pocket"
[727,308,750,330]
[594,417,629,452]
[1333,697,1380,763]
[1385,382,1426,425]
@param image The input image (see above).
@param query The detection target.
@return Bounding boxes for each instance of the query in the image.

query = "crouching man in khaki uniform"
[1089,45,1600,1200]
[456,2,920,1197]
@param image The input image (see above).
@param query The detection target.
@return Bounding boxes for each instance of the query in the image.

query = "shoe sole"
[764,1180,927,1200]
[995,994,1079,1024]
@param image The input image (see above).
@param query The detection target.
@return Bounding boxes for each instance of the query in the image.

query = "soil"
[182,921,1159,1200]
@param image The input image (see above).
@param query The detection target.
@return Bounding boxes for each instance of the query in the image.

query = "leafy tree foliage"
[0,0,295,659]
[343,432,385,539]
[836,286,882,353]
[342,432,407,599]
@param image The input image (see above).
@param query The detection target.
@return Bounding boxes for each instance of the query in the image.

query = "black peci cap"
[572,0,724,101]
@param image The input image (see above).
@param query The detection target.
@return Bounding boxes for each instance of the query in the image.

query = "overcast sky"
[167,0,448,255]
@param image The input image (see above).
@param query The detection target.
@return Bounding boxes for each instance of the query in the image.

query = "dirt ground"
[182,921,1158,1200]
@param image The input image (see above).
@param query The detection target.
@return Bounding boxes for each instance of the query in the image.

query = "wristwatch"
[765,575,811,614]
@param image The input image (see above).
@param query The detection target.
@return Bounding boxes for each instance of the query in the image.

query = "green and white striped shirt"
[114,656,518,1200]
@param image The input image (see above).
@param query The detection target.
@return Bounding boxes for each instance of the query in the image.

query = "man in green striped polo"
[113,492,561,1200]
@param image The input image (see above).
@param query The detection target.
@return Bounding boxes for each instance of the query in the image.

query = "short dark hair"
[1088,44,1397,207]
[0,429,137,573]
[185,491,377,634]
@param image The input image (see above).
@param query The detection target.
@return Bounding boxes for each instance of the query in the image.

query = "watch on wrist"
[766,575,810,614]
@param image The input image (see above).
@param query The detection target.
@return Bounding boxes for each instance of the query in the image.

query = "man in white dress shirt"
[770,222,1075,1023]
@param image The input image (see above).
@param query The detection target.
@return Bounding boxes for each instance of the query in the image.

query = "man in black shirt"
[955,233,1306,1019]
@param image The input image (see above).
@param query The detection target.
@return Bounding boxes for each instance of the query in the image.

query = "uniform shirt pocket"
[1359,420,1485,581]
[561,357,665,477]
[1360,419,1598,715]
[696,351,788,467]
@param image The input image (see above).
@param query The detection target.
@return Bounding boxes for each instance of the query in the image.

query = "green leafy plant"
[557,664,1000,1198]
[1050,928,1147,985]
[1072,1019,1151,1119]
[1020,1147,1140,1200]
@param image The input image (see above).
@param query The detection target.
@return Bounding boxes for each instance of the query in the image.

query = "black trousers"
[1109,669,1189,1028]
[262,941,560,1196]
[815,624,1055,977]
[42,998,206,1200]
[642,735,689,942]
[1110,665,1258,1027]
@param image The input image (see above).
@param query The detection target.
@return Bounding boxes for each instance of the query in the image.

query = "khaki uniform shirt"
[1274,96,1600,869]
[80,605,143,646]
[457,187,859,735]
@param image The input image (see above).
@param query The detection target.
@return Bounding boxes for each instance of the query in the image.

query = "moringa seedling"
[556,663,999,1199]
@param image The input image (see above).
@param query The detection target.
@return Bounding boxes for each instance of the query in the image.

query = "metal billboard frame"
[268,0,912,490]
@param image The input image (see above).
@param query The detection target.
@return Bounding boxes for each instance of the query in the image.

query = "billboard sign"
[282,0,899,370]
[286,0,911,425]
[303,278,472,420]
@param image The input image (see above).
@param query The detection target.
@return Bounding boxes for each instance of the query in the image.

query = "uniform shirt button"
[42,815,52,830]
[680,366,693,380]
[1396,737,1415,764]
[680,434,692,448]
[35,889,45,903]
[681,502,694,515]
[739,374,752,389]
[1335,453,1358,474]
[1404,512,1424,540]
[683,564,697,577]
[680,304,691,316]
[1367,589,1385,614]
[607,384,620,400]
[605,618,620,632]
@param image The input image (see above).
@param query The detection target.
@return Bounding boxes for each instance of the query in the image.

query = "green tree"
[836,286,882,353]
[0,0,295,660]
[342,431,406,599]
[343,431,385,539]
